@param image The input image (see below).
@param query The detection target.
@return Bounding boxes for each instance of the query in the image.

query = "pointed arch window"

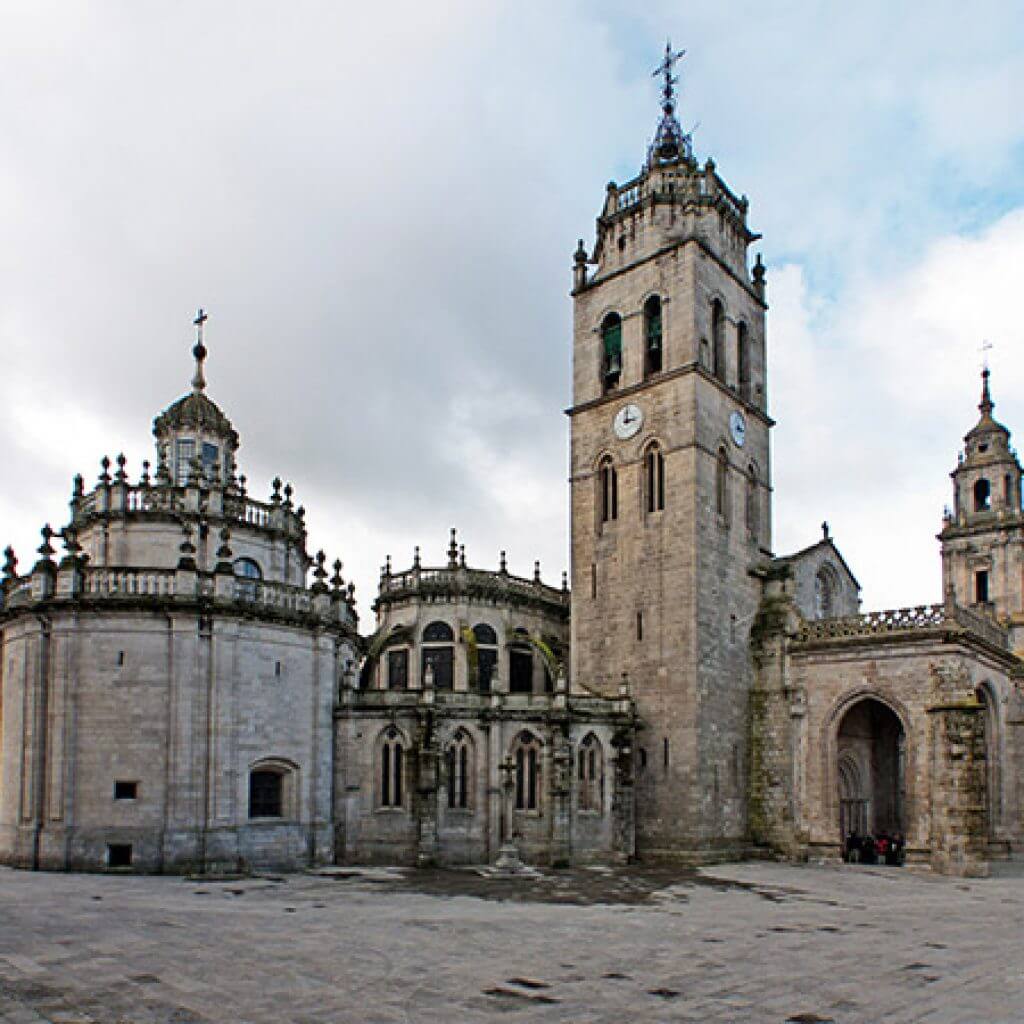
[716,447,730,522]
[814,565,838,620]
[737,321,751,401]
[745,463,759,540]
[577,734,604,813]
[645,443,665,513]
[644,296,663,377]
[446,731,473,810]
[711,299,726,383]
[513,732,542,812]
[379,728,405,808]
[509,628,534,694]
[601,313,622,392]
[599,456,618,524]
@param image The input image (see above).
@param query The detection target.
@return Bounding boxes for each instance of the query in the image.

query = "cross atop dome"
[192,307,209,394]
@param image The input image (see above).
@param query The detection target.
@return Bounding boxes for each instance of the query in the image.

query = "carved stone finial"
[115,453,127,484]
[562,570,568,592]
[216,527,232,560]
[447,527,458,569]
[3,546,18,578]
[271,477,282,504]
[178,522,197,569]
[533,560,541,583]
[72,473,84,498]
[156,450,171,486]
[141,460,151,486]
[331,559,344,591]
[574,239,587,264]
[822,521,830,540]
[753,253,767,288]
[38,524,56,560]
[283,482,294,509]
[191,307,209,394]
[238,473,247,496]
[346,580,356,606]
[499,550,507,574]
[99,456,111,485]
[413,545,421,570]
[62,526,81,556]
[311,549,329,594]
[459,544,466,569]
[384,554,392,577]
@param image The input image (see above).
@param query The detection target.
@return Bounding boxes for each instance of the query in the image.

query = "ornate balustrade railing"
[795,603,1008,650]
[379,566,568,609]
[83,567,177,598]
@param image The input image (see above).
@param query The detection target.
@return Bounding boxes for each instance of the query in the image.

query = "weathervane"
[648,39,692,164]
[980,339,993,372]
[653,40,686,116]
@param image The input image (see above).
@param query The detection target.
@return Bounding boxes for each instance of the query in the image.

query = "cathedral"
[1,51,1021,877]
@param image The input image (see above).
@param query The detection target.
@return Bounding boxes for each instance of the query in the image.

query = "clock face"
[729,411,747,448]
[613,403,643,440]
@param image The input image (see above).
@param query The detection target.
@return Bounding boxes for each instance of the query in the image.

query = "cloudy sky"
[2,2,1023,616]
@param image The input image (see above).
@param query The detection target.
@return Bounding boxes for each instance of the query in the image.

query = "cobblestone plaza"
[1,862,1021,1023]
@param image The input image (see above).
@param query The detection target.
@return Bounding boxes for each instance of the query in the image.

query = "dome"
[153,391,238,448]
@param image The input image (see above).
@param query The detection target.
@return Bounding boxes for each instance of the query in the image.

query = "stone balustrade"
[795,602,1008,650]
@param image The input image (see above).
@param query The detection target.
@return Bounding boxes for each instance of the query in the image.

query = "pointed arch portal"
[836,698,905,840]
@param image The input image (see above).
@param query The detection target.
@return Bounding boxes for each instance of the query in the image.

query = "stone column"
[414,705,439,867]
[548,720,571,867]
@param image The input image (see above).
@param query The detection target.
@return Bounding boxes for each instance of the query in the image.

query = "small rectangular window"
[976,570,989,604]
[275,660,282,677]
[175,439,195,486]
[590,564,597,599]
[636,611,643,642]
[663,737,670,771]
[107,843,132,868]
[114,780,138,800]
[116,650,125,666]
[387,649,409,690]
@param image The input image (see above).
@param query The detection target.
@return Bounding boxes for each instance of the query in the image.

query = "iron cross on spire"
[980,339,993,371]
[653,40,686,113]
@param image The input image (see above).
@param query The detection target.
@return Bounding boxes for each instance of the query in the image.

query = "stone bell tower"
[940,369,1024,640]
[568,45,773,859]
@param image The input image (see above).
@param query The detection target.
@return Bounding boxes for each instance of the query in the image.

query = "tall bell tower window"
[711,300,726,384]
[601,314,622,392]
[716,447,729,522]
[745,464,759,539]
[975,570,989,604]
[737,322,751,402]
[645,444,665,513]
[599,457,618,523]
[974,478,991,512]
[643,296,662,377]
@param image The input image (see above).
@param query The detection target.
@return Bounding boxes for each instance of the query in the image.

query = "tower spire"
[979,340,994,418]
[649,40,691,164]
[191,307,209,394]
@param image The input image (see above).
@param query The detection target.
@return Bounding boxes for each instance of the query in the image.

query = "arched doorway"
[836,698,904,839]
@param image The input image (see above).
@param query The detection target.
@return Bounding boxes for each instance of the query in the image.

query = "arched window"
[446,730,473,810]
[248,759,297,820]
[387,648,409,690]
[745,464,759,539]
[422,621,454,690]
[737,321,751,401]
[601,313,622,392]
[974,478,991,512]
[645,443,665,513]
[598,456,618,524]
[509,629,533,694]
[814,565,837,620]
[233,557,262,601]
[716,447,729,522]
[473,623,498,692]
[711,299,726,383]
[644,296,663,377]
[577,734,604,813]
[513,732,542,811]
[175,438,195,486]
[249,769,283,818]
[379,728,405,808]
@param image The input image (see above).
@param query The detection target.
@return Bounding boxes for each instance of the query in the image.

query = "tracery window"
[645,443,665,513]
[814,565,838,620]
[513,732,542,812]
[599,456,618,524]
[233,557,262,601]
[421,621,454,690]
[577,734,604,813]
[379,728,405,808]
[446,731,472,810]
[644,296,663,377]
[601,313,622,392]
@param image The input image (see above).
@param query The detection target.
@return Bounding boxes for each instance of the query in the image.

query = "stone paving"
[0,861,1022,1024]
